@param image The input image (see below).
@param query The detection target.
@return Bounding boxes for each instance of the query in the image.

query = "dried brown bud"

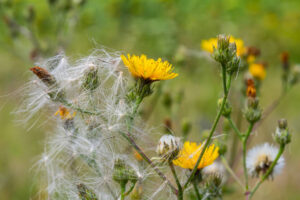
[246,46,261,57]
[30,66,56,86]
[280,52,289,70]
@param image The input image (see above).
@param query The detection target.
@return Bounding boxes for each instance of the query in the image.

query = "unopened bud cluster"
[213,35,240,74]
[273,119,291,145]
[156,135,181,161]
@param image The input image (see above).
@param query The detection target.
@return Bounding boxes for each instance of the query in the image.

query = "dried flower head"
[246,143,285,178]
[156,135,181,160]
[173,141,219,169]
[249,63,266,80]
[121,54,178,81]
[201,36,245,57]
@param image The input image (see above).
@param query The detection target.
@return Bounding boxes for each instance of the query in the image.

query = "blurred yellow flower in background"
[121,54,178,81]
[201,36,245,57]
[249,63,266,80]
[173,141,219,169]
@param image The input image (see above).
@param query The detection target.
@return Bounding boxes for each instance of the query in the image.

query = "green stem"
[192,180,201,200]
[227,117,243,139]
[169,161,183,200]
[242,123,254,191]
[123,182,136,196]
[249,144,285,198]
[183,68,232,189]
[120,181,126,200]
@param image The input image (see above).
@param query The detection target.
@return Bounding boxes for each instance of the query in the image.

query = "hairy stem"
[169,161,183,200]
[120,131,178,195]
[184,67,232,189]
[227,117,243,139]
[192,180,201,200]
[242,123,254,191]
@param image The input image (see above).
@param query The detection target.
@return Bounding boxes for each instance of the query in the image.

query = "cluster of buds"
[273,119,291,145]
[280,52,300,90]
[113,159,138,188]
[213,35,240,74]
[244,79,261,123]
[156,135,181,162]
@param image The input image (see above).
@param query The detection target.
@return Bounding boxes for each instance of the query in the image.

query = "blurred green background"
[0,0,300,199]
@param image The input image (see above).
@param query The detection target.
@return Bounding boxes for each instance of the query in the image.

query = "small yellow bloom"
[201,36,245,57]
[173,141,219,170]
[249,63,266,80]
[247,55,256,64]
[55,106,76,120]
[121,54,178,81]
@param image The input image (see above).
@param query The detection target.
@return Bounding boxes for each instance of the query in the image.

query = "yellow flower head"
[249,63,266,80]
[173,141,219,170]
[55,106,76,120]
[121,54,178,81]
[201,36,245,57]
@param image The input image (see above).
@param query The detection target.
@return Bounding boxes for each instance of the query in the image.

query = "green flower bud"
[244,97,261,123]
[82,65,99,91]
[273,119,291,145]
[113,159,138,186]
[218,98,232,117]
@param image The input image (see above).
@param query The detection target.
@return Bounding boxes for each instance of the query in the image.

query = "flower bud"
[273,119,291,145]
[218,98,231,117]
[82,65,99,91]
[156,135,181,161]
[244,97,261,123]
[113,159,138,186]
[30,66,65,101]
[213,35,231,65]
[226,56,240,74]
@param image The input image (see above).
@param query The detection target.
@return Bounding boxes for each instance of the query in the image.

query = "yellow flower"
[55,106,76,120]
[247,55,256,64]
[249,63,266,80]
[121,54,178,81]
[201,36,245,57]
[173,141,219,170]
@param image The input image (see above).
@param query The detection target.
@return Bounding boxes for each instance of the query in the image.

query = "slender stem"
[250,144,285,198]
[169,161,183,200]
[184,68,232,189]
[120,181,126,200]
[123,182,136,196]
[242,123,254,191]
[192,180,201,200]
[120,131,178,195]
[222,65,227,94]
[220,156,244,190]
[227,117,243,139]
